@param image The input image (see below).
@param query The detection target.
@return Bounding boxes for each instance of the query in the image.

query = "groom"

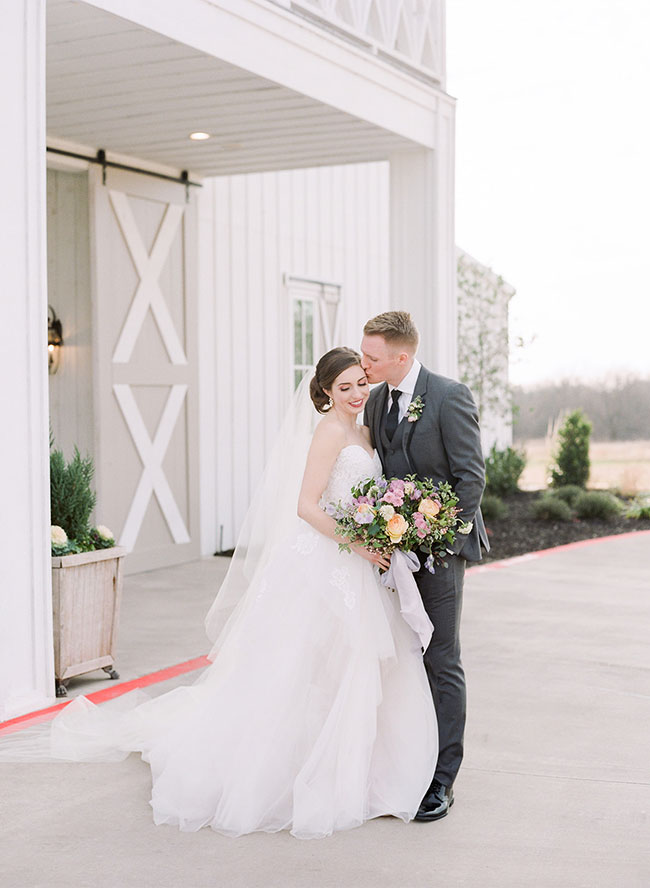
[361,311,488,821]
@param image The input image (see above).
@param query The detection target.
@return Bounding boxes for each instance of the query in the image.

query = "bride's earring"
[328,397,333,408]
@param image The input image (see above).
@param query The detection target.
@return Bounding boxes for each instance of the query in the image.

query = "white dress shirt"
[386,358,421,424]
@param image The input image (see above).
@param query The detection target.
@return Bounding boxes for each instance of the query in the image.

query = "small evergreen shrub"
[530,494,573,522]
[547,484,583,508]
[574,491,623,520]
[485,446,526,497]
[480,492,509,522]
[50,445,115,555]
[550,410,591,488]
[50,447,96,541]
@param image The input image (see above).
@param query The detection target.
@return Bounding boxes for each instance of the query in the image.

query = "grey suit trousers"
[415,553,466,787]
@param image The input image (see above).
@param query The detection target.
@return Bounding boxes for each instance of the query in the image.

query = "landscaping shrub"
[574,491,623,520]
[547,484,583,508]
[550,410,591,488]
[625,496,650,520]
[485,445,526,497]
[480,492,509,522]
[530,494,573,522]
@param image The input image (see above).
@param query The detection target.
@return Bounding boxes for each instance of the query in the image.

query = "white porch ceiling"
[47,0,422,177]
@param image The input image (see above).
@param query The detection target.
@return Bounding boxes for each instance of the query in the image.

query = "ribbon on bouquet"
[379,549,433,650]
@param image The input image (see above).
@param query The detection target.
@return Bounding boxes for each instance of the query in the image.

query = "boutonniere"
[406,396,425,423]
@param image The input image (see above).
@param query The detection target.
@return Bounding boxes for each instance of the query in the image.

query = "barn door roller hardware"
[46,147,201,201]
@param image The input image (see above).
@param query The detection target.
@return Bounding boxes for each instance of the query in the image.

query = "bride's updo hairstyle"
[310,347,363,414]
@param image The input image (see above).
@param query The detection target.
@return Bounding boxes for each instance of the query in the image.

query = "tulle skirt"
[51,527,437,839]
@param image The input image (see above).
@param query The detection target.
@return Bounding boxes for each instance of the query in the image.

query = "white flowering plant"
[326,474,473,573]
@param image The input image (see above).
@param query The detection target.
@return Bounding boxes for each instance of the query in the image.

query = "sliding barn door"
[90,166,199,573]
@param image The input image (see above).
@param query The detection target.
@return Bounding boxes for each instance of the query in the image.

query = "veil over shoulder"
[204,371,320,650]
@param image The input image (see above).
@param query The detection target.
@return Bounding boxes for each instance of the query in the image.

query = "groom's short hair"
[363,311,419,353]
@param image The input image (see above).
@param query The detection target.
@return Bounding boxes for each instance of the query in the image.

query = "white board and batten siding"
[199,162,390,553]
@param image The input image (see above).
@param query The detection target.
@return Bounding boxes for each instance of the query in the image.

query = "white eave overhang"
[47,0,454,177]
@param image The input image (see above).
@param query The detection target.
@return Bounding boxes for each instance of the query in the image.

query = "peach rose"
[386,513,408,544]
[418,498,441,520]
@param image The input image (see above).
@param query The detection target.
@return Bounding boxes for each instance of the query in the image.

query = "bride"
[49,347,438,839]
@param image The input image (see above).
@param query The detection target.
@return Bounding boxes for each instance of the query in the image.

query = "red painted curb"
[466,528,650,574]
[0,654,210,737]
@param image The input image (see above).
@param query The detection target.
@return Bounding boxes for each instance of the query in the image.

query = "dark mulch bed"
[481,490,650,563]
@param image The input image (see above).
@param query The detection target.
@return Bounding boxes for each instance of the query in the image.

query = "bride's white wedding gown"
[51,445,437,839]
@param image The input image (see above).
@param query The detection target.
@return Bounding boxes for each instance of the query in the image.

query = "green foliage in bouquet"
[485,446,526,497]
[328,474,473,572]
[550,410,591,489]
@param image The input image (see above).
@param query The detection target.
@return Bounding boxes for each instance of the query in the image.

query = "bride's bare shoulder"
[310,415,346,454]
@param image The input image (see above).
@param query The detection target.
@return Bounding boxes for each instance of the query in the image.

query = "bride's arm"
[297,424,389,569]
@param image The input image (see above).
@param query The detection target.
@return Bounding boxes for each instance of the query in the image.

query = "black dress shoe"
[414,779,454,822]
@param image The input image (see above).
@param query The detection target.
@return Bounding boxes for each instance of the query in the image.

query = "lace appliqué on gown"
[329,566,354,609]
[292,530,319,556]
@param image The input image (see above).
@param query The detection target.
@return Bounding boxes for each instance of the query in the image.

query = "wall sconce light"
[48,305,63,375]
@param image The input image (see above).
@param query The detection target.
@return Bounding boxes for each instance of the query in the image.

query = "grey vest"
[379,395,412,479]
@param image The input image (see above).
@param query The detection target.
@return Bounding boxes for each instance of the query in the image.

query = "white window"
[286,276,342,390]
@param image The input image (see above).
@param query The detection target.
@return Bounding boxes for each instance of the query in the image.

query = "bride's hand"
[352,543,391,571]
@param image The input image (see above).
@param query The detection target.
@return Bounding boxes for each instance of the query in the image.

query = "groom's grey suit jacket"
[364,365,489,562]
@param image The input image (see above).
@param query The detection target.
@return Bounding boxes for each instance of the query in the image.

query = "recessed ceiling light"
[189,132,211,141]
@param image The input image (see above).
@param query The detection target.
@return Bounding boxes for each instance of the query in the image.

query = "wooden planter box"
[51,546,127,696]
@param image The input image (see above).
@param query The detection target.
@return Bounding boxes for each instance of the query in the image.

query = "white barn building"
[2,0,461,719]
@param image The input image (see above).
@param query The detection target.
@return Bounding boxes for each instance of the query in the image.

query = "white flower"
[406,396,424,423]
[96,524,114,541]
[51,525,67,546]
[379,504,395,521]
[458,521,473,535]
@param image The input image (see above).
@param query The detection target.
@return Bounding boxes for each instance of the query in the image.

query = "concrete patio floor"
[1,533,649,888]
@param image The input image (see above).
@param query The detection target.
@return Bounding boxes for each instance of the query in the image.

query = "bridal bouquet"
[326,474,473,573]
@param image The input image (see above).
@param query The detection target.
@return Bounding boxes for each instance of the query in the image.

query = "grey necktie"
[386,389,402,441]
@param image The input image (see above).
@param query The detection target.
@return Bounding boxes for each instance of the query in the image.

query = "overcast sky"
[445,0,650,388]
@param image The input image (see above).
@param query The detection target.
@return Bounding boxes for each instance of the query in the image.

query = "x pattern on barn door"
[108,188,190,551]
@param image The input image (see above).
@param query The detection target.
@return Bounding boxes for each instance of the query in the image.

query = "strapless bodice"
[319,445,382,508]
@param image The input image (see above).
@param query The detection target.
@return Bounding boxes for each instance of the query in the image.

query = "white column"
[389,97,457,376]
[0,0,54,718]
